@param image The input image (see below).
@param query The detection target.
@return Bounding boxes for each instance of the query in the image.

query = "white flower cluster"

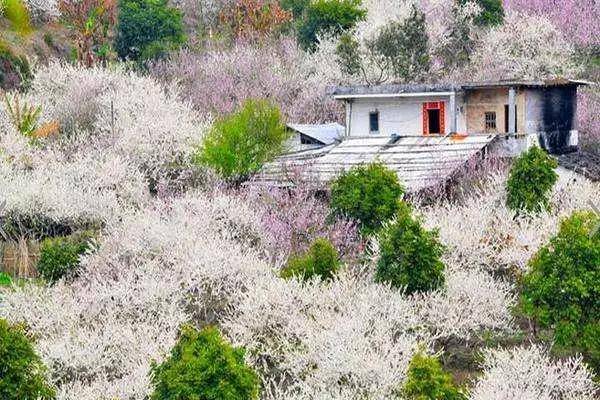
[225,272,428,399]
[0,59,597,400]
[0,63,205,230]
[420,169,600,272]
[466,11,580,81]
[23,0,60,22]
[1,192,269,399]
[471,345,598,400]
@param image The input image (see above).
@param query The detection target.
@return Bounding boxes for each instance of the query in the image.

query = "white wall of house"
[344,95,467,137]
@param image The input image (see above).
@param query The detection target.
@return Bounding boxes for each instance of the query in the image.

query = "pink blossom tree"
[504,0,600,48]
[150,38,343,123]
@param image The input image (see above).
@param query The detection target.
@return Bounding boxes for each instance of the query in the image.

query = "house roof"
[287,123,344,145]
[255,134,498,192]
[332,79,591,99]
[461,78,592,89]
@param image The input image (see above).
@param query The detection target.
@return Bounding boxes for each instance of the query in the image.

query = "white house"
[333,79,589,155]
[258,79,590,192]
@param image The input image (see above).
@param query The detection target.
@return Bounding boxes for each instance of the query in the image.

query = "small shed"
[286,122,344,150]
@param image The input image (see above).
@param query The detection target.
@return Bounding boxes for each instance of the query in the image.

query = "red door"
[422,102,445,135]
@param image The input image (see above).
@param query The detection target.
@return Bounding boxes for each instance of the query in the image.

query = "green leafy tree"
[376,202,445,294]
[402,349,467,400]
[460,0,504,26]
[297,0,366,50]
[37,232,93,284]
[116,0,186,62]
[195,99,289,181]
[336,5,430,83]
[150,325,260,400]
[367,4,430,82]
[2,0,32,34]
[281,237,341,281]
[0,272,12,286]
[0,319,56,400]
[280,0,310,18]
[330,162,404,234]
[520,211,600,370]
[335,32,362,76]
[506,146,558,214]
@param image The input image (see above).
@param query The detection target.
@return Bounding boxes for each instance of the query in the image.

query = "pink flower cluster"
[151,38,343,124]
[243,172,363,267]
[504,0,600,48]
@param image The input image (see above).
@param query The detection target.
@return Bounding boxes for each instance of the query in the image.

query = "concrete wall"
[465,88,526,134]
[525,86,578,154]
[345,95,467,137]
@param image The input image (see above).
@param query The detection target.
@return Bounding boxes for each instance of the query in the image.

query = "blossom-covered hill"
[0,1,598,399]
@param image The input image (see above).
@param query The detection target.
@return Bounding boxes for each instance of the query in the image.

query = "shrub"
[297,0,366,50]
[3,0,32,34]
[0,319,55,399]
[330,162,404,234]
[116,0,186,62]
[0,272,12,286]
[59,0,118,67]
[376,202,445,294]
[37,232,93,284]
[3,93,41,137]
[506,146,558,213]
[461,0,503,26]
[195,99,289,181]
[150,325,260,400]
[0,43,32,90]
[520,211,600,369]
[280,237,341,281]
[402,349,466,400]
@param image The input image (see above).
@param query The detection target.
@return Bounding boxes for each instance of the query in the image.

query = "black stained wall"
[525,86,578,154]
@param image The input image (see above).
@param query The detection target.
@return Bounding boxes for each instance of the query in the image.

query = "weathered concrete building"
[333,79,588,155]
[257,79,591,192]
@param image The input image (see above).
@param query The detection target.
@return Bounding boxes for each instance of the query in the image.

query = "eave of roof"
[286,123,344,145]
[332,79,591,99]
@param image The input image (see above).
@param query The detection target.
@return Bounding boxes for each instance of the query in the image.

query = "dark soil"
[557,147,600,182]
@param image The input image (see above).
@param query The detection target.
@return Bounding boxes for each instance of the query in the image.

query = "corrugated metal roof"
[256,134,498,192]
[287,123,344,145]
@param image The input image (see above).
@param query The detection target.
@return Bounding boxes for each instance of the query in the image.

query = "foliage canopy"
[330,162,404,234]
[195,99,289,181]
[0,319,55,400]
[366,4,430,82]
[520,211,600,369]
[463,0,504,26]
[506,146,558,213]
[150,325,260,400]
[280,237,341,281]
[297,0,366,50]
[376,202,445,294]
[116,0,186,62]
[37,232,93,284]
[403,350,467,400]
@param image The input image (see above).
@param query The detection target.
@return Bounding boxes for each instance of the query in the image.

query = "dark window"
[369,111,379,132]
[504,104,518,133]
[485,112,496,131]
